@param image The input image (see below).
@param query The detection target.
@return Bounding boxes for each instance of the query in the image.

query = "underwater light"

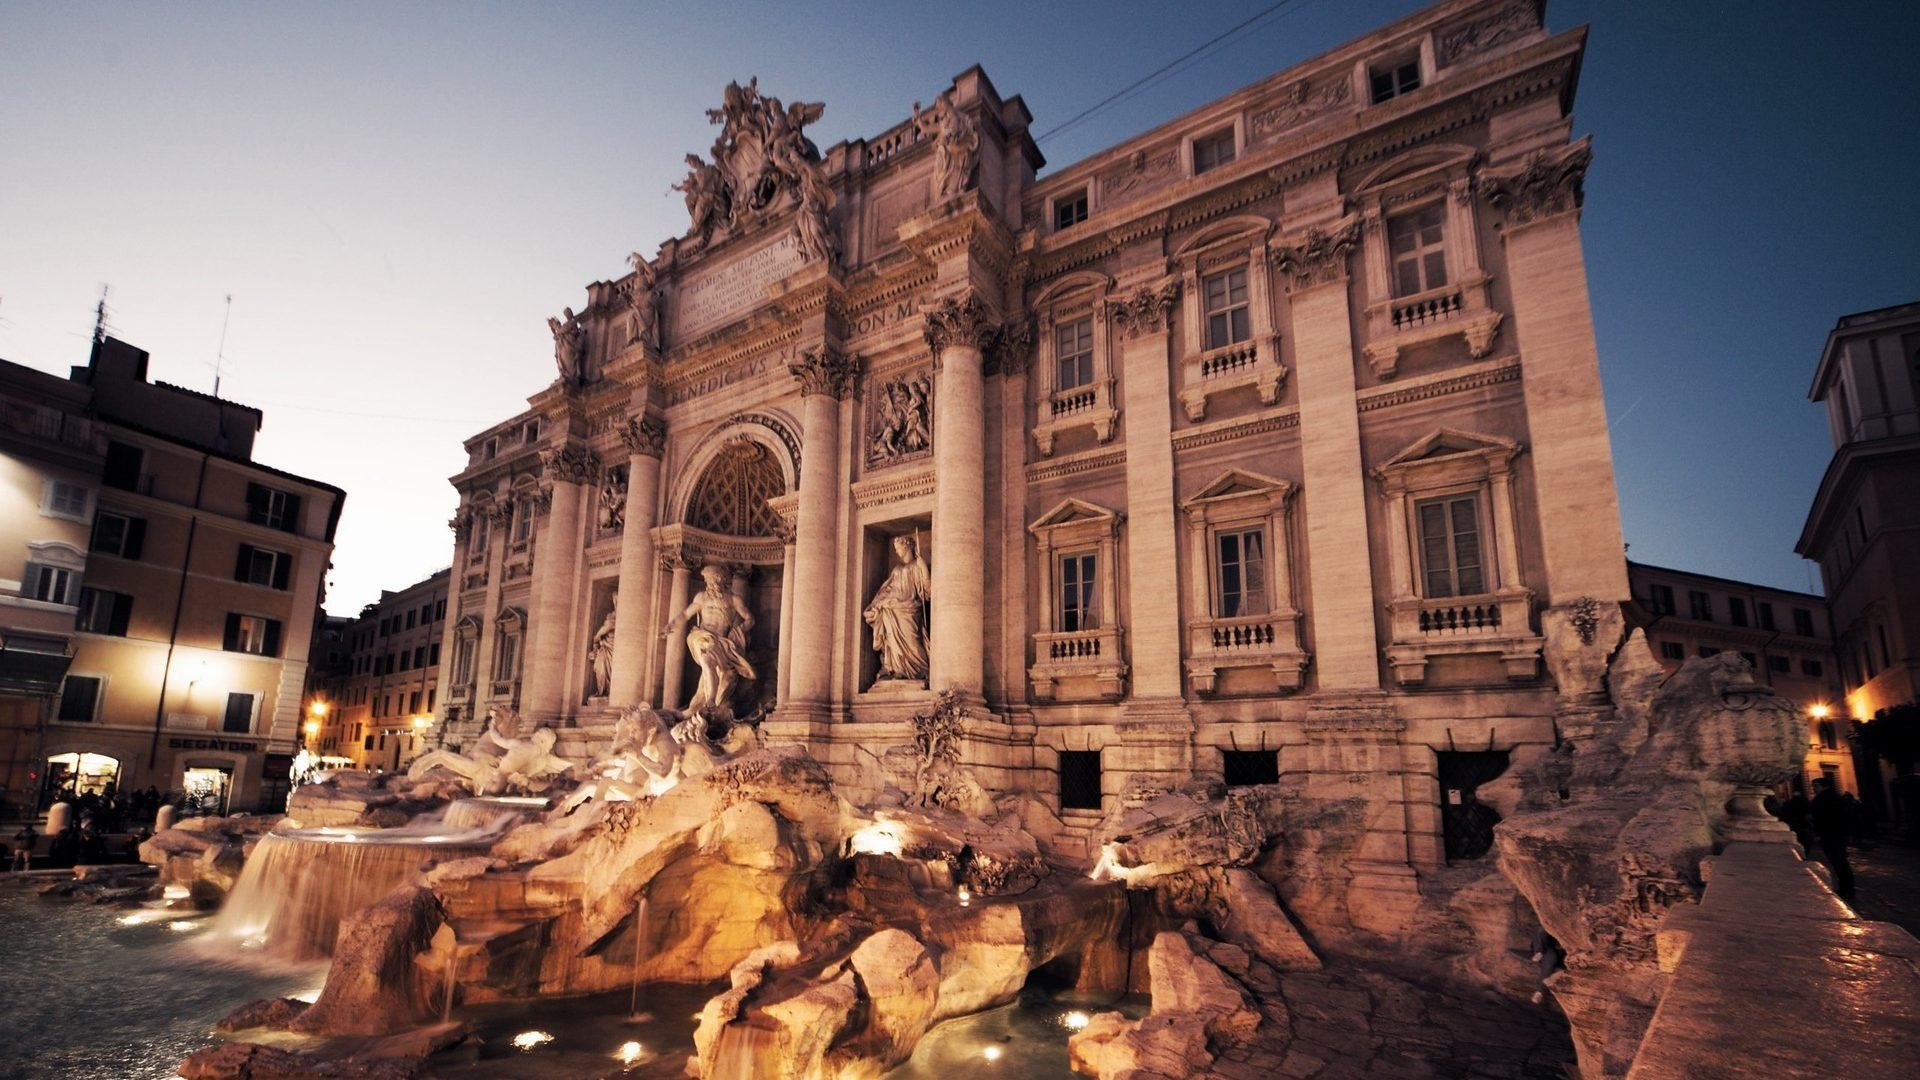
[847,822,903,856]
[618,1040,645,1065]
[982,1044,1003,1061]
[512,1030,554,1051]
[1062,1010,1091,1031]
[167,920,196,932]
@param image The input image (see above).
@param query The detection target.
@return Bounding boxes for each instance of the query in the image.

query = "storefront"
[41,751,121,808]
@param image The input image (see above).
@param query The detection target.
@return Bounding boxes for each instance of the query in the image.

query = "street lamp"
[1809,703,1831,720]
[304,700,328,747]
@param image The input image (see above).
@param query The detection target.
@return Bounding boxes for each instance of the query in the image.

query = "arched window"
[686,440,785,537]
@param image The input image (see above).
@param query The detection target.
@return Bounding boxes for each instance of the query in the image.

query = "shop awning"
[0,633,73,696]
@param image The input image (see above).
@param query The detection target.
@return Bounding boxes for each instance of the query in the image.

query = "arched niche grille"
[686,440,785,537]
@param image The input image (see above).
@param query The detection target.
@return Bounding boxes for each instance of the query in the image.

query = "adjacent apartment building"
[311,568,450,771]
[1798,299,1920,815]
[0,336,343,816]
[1626,561,1847,792]
[433,0,1634,899]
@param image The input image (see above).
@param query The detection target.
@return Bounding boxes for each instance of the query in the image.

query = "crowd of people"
[1771,776,1870,900]
[1,783,186,872]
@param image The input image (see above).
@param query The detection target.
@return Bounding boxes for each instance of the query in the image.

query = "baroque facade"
[434,0,1630,897]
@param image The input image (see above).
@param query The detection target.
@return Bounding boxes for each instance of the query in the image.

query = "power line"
[1034,0,1311,145]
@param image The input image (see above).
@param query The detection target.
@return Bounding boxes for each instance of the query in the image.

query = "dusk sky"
[4,1,1915,613]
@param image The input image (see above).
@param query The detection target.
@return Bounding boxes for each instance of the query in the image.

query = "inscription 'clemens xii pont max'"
[671,231,809,341]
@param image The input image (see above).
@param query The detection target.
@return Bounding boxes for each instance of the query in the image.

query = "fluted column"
[520,443,594,722]
[658,553,694,710]
[784,346,859,708]
[925,296,995,698]
[610,415,666,709]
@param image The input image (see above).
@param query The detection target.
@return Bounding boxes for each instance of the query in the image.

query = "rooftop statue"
[624,253,658,349]
[674,78,829,249]
[547,306,590,385]
[914,93,980,202]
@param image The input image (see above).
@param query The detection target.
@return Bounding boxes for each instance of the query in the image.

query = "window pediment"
[1029,498,1122,543]
[1182,468,1295,519]
[453,614,483,636]
[25,541,87,570]
[495,605,526,630]
[1375,429,1520,491]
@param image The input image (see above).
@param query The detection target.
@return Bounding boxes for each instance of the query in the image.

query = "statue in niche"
[865,535,931,681]
[548,307,589,385]
[914,94,980,202]
[586,606,617,699]
[599,466,627,531]
[625,254,658,349]
[673,564,756,721]
[866,373,933,466]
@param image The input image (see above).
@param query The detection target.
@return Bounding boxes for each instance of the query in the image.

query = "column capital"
[1105,281,1181,341]
[922,293,998,360]
[658,546,697,573]
[619,414,668,457]
[788,344,861,399]
[1272,218,1360,292]
[540,442,598,485]
[448,507,474,541]
[985,315,1034,376]
[1481,139,1591,230]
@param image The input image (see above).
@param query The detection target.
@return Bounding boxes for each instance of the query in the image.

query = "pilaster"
[925,293,994,700]
[783,344,859,708]
[1107,281,1187,705]
[520,441,594,723]
[609,414,666,708]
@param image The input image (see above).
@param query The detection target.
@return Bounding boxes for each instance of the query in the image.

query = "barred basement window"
[1222,750,1278,787]
[1058,750,1102,811]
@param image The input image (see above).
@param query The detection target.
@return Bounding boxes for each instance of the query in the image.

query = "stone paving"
[1205,954,1575,1080]
[1848,837,1920,939]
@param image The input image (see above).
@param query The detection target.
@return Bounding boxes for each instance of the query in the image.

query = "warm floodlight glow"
[309,700,329,718]
[303,720,321,738]
[1062,1010,1091,1031]
[412,715,432,731]
[848,822,903,857]
[163,885,190,900]
[1809,703,1831,719]
[512,1030,554,1051]
[956,885,972,907]
[982,1045,1003,1061]
[618,1041,645,1065]
[167,920,196,932]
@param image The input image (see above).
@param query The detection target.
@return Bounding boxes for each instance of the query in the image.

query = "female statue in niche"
[865,534,931,681]
[586,607,617,698]
[674,564,756,719]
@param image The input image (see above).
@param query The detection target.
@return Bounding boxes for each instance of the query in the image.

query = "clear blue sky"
[3,1,1915,611]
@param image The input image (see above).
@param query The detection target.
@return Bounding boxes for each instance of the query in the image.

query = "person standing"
[1809,778,1855,901]
[10,822,37,871]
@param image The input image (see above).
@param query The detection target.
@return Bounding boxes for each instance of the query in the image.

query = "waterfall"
[208,801,522,960]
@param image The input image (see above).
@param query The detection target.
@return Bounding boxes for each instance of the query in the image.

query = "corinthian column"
[520,442,595,723]
[783,345,859,709]
[609,414,666,709]
[924,295,995,698]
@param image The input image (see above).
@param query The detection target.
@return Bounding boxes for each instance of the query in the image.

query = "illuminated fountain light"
[1061,1010,1091,1032]
[1087,843,1156,887]
[847,822,903,857]
[167,919,197,933]
[956,884,972,907]
[162,885,191,901]
[981,1044,1003,1062]
[511,1030,554,1051]
[617,1040,648,1066]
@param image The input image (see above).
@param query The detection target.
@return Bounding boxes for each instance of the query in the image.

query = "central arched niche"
[670,436,788,717]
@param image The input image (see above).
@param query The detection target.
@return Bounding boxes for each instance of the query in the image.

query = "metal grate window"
[1222,750,1278,787]
[1059,750,1102,810]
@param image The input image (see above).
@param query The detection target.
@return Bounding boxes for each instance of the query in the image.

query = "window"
[1801,659,1824,678]
[1222,750,1279,787]
[398,651,411,672]
[419,603,433,624]
[406,610,416,629]
[1698,646,1720,658]
[427,688,436,710]
[470,512,491,555]
[1201,267,1251,350]
[1688,590,1713,622]
[1058,750,1102,810]
[25,563,79,606]
[1387,205,1447,297]
[245,482,301,534]
[1649,584,1675,616]
[223,613,283,657]
[434,599,446,621]
[1793,608,1815,637]
[1053,189,1089,230]
[1369,58,1420,104]
[1768,655,1791,674]
[409,691,422,714]
[42,480,91,521]
[223,692,255,734]
[75,588,132,636]
[103,440,144,492]
[413,645,426,668]
[524,420,540,444]
[234,544,291,589]
[89,512,145,559]
[429,643,440,666]
[1877,624,1891,667]
[57,676,101,722]
[1660,641,1685,661]
[513,498,534,543]
[1759,602,1777,632]
[1058,553,1097,632]
[1416,495,1484,598]
[484,438,498,460]
[1817,722,1839,751]
[454,638,476,684]
[1215,528,1269,617]
[493,633,519,680]
[1191,127,1235,174]
[1728,597,1749,627]
[1055,317,1095,391]
[1864,642,1877,678]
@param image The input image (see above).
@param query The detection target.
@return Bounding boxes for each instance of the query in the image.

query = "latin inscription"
[671,232,807,341]
[667,354,771,406]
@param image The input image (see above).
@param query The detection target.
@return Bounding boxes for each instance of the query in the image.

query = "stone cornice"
[850,465,936,510]
[1027,446,1127,484]
[1356,355,1521,413]
[1171,409,1300,453]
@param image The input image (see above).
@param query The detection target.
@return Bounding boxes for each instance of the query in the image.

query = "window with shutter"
[223,692,255,734]
[58,676,102,722]
[76,588,132,636]
[103,441,144,491]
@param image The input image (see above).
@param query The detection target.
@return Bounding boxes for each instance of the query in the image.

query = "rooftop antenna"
[92,285,109,344]
[213,293,232,398]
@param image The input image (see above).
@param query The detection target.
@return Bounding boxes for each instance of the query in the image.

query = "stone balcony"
[1029,626,1127,701]
[1184,610,1309,695]
[1178,333,1287,420]
[1362,273,1502,379]
[1033,378,1117,456]
[1383,586,1540,685]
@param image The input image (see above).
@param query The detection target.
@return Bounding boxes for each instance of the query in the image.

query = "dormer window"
[1387,205,1448,297]
[1191,127,1236,175]
[1369,58,1421,104]
[1054,188,1089,231]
